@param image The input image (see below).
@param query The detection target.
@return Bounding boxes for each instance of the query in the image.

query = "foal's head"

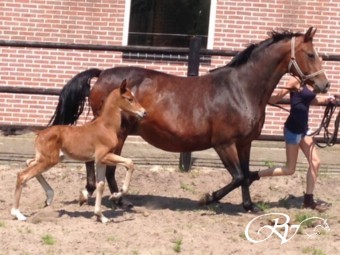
[117,79,147,119]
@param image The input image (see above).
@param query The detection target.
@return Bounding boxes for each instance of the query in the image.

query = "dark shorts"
[284,127,305,145]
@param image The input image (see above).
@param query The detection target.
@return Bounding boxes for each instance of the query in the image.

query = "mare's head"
[117,79,147,120]
[287,27,330,93]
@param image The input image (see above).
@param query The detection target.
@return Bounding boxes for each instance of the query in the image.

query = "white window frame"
[122,0,217,49]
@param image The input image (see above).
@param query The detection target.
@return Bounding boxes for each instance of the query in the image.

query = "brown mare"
[11,80,146,223]
[49,27,330,212]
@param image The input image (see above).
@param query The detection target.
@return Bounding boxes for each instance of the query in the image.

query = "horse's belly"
[138,126,211,152]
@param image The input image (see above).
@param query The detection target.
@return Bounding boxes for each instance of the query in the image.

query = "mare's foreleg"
[11,162,55,221]
[200,144,245,207]
[238,143,254,211]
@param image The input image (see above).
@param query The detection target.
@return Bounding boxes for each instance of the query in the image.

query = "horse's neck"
[239,40,291,103]
[98,92,122,131]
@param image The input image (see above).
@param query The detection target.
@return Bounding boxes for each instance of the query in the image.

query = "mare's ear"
[120,79,127,94]
[304,27,317,42]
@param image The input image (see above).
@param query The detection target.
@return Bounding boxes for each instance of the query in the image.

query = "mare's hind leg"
[26,159,54,206]
[11,161,55,221]
[79,161,96,206]
[200,144,247,208]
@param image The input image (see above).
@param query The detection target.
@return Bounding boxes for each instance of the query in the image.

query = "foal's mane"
[210,29,303,72]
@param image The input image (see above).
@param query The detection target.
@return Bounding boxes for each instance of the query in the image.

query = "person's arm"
[312,94,335,105]
[269,77,299,104]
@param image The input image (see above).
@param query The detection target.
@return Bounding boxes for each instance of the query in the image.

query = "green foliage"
[42,234,56,245]
[173,238,182,253]
[255,201,271,211]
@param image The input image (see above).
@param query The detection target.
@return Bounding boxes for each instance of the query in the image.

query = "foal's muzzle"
[136,109,147,120]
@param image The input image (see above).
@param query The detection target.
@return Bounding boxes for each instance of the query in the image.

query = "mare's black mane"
[210,29,303,72]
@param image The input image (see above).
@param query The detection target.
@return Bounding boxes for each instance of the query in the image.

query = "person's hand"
[327,95,336,105]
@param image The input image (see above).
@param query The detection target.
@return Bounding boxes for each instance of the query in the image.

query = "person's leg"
[299,135,320,194]
[250,128,300,183]
[300,136,330,211]
[258,143,299,177]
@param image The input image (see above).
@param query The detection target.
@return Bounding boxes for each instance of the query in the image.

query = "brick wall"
[0,0,339,136]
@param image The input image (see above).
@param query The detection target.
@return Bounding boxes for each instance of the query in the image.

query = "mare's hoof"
[112,197,134,209]
[244,203,260,214]
[198,193,215,206]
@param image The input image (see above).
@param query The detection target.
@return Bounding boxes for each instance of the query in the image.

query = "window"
[123,0,216,49]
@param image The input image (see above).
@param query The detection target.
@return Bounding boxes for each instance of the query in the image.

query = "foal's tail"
[48,68,102,126]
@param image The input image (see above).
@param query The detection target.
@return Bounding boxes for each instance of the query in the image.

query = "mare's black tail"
[48,68,102,126]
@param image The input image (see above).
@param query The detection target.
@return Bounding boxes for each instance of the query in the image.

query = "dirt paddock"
[0,136,339,255]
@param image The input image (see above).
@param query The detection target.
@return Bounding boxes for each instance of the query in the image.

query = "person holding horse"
[250,76,335,212]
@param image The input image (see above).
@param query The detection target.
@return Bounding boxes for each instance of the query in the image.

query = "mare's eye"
[307,53,315,59]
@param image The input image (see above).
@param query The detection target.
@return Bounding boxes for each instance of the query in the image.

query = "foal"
[11,79,146,223]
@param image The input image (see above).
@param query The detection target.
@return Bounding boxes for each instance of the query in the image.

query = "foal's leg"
[100,153,134,200]
[93,163,109,223]
[11,162,55,221]
[26,158,56,206]
[36,175,54,206]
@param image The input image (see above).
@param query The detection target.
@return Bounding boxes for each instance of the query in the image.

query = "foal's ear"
[120,79,128,94]
[304,27,317,42]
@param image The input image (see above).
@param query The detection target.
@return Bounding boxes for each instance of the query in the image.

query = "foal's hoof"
[11,208,27,221]
[198,193,215,206]
[95,214,111,224]
[79,189,89,206]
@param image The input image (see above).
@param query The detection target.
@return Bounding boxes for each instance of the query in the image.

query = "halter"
[288,37,325,84]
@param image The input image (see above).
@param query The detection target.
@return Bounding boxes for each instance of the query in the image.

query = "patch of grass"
[180,182,196,194]
[42,234,56,245]
[0,221,5,227]
[264,160,274,167]
[172,238,182,253]
[239,232,247,240]
[255,201,271,212]
[295,212,314,228]
[302,247,326,255]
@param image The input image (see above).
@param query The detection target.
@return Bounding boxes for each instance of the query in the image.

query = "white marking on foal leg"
[36,174,54,206]
[59,150,65,161]
[94,164,109,223]
[109,159,134,201]
[79,189,90,206]
[11,208,27,221]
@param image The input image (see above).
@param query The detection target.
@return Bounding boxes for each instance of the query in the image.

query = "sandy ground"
[0,160,339,255]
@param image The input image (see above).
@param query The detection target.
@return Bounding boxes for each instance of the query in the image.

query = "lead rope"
[308,100,340,148]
